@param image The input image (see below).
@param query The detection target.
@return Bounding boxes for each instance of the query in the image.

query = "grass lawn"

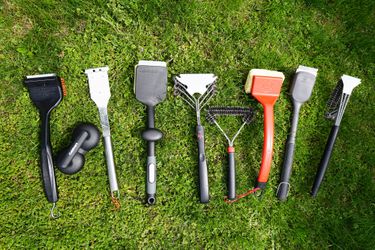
[0,0,374,248]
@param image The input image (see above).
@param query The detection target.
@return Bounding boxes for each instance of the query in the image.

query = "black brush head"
[135,62,167,107]
[24,74,64,113]
[325,80,343,120]
[206,106,256,124]
[173,80,185,96]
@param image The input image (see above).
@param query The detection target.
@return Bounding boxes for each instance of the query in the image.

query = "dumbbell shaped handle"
[57,124,100,175]
[58,131,88,170]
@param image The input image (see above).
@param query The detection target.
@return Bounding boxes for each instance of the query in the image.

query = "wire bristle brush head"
[206,107,256,124]
[325,80,343,120]
[325,75,361,121]
[173,74,217,111]
[325,75,361,120]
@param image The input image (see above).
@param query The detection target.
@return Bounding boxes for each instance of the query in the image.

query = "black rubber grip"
[196,125,209,203]
[40,112,58,203]
[143,106,161,205]
[311,125,340,197]
[227,151,236,200]
[277,141,295,200]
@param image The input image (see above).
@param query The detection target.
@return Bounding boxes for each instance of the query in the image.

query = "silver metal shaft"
[98,107,119,195]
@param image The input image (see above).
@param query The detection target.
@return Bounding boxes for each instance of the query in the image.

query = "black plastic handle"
[40,111,58,203]
[277,103,301,201]
[196,125,209,203]
[311,125,340,197]
[227,150,236,200]
[142,106,163,205]
[277,141,295,200]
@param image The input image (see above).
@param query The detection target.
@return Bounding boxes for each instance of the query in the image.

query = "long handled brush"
[244,69,284,193]
[311,75,361,197]
[134,60,167,205]
[24,73,66,218]
[277,66,318,201]
[206,107,255,201]
[85,67,120,201]
[173,74,217,203]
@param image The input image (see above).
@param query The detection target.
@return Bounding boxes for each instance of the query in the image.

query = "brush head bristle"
[325,80,343,120]
[60,78,67,96]
[206,106,255,124]
[24,74,63,112]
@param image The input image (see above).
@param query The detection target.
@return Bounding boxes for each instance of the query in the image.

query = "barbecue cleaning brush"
[311,75,361,197]
[206,107,255,201]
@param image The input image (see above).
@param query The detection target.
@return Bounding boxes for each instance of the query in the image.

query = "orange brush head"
[245,69,284,105]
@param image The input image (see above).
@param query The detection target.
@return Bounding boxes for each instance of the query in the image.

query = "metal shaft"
[98,107,119,195]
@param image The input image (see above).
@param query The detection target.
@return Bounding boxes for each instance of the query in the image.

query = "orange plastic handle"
[257,103,274,184]
[249,74,283,189]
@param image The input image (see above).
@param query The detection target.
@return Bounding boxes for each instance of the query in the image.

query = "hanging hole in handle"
[147,196,156,205]
[111,190,120,199]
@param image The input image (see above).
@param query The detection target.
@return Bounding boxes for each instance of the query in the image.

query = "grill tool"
[206,107,255,200]
[311,75,361,197]
[277,66,318,201]
[173,74,217,203]
[24,73,66,218]
[245,69,284,192]
[85,67,119,200]
[135,61,167,205]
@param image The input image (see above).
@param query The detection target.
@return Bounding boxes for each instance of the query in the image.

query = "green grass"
[1,0,374,248]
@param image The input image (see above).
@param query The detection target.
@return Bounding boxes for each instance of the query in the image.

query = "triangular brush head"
[174,74,217,96]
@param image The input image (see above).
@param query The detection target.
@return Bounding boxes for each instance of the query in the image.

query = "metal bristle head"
[325,80,343,120]
[206,106,255,124]
[173,88,180,96]
[206,111,216,124]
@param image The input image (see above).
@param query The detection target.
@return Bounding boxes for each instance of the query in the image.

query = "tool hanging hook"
[50,202,61,219]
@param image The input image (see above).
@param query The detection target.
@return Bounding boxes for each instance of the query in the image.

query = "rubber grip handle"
[311,125,340,197]
[146,155,156,204]
[257,104,274,188]
[197,125,209,203]
[277,141,295,200]
[277,103,301,200]
[227,149,236,200]
[40,112,58,203]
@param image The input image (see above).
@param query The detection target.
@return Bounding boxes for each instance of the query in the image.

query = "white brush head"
[245,69,285,94]
[85,66,110,108]
[174,74,217,96]
[341,74,361,95]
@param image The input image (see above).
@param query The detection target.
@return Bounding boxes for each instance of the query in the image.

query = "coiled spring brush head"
[206,107,255,124]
